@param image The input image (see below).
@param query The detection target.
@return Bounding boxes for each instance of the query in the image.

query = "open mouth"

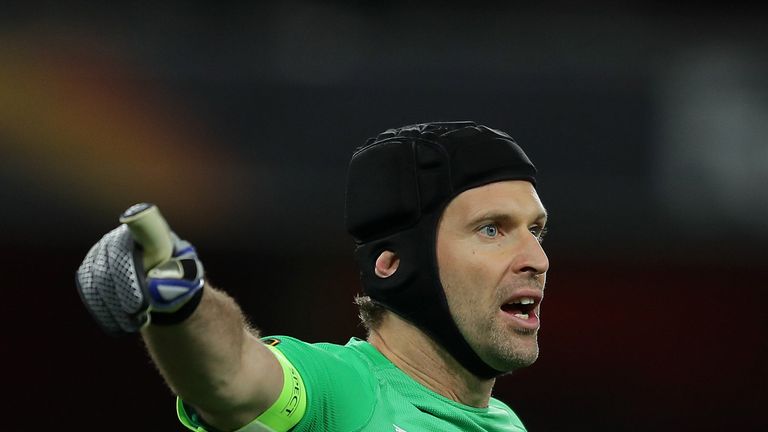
[500,297,538,320]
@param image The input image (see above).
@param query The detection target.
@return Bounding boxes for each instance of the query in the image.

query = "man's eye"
[479,224,499,238]
[530,226,548,243]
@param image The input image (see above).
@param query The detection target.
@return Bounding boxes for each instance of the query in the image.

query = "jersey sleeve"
[176,336,376,432]
[267,336,377,431]
[176,344,307,432]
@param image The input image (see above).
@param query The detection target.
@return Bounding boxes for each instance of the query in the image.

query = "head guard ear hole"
[374,251,400,278]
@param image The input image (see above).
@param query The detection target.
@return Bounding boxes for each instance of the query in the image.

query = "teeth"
[510,297,535,305]
[513,313,529,319]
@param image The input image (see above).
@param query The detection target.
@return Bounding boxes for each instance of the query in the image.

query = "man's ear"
[374,250,400,278]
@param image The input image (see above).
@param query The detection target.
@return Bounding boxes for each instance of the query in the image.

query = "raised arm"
[142,284,282,429]
[76,204,284,431]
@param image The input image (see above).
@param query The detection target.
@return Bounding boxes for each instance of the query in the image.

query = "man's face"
[436,180,549,373]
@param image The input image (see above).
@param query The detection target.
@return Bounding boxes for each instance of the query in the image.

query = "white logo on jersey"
[394,425,407,432]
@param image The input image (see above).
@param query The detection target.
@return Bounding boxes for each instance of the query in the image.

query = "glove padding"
[76,224,204,336]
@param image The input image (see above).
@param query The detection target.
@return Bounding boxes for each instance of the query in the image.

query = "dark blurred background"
[2,2,766,431]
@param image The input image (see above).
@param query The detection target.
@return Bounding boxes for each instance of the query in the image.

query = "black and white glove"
[76,203,205,336]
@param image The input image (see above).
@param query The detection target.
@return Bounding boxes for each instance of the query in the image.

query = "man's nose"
[511,230,549,277]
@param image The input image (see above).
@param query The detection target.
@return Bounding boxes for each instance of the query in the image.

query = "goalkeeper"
[76,121,550,431]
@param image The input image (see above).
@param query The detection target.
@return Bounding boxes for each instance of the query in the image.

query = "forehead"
[443,180,546,221]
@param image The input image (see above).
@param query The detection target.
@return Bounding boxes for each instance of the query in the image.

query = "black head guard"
[345,121,537,378]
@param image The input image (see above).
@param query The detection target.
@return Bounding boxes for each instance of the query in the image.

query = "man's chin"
[484,341,539,372]
[499,353,538,373]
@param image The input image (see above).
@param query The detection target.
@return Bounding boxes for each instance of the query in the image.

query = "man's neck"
[367,312,495,408]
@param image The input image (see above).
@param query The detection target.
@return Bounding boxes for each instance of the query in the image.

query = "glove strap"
[143,254,206,326]
[150,288,204,325]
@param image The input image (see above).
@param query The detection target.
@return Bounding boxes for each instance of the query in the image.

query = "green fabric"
[272,336,527,431]
[178,398,278,432]
[177,336,527,431]
[177,398,206,431]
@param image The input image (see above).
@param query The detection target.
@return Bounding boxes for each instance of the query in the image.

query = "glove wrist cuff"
[149,287,204,326]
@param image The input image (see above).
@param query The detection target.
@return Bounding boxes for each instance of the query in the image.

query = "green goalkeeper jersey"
[178,336,527,432]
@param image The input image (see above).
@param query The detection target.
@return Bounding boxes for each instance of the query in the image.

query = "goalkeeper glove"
[75,203,205,336]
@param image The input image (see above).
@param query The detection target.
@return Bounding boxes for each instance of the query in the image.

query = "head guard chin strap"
[345,121,537,379]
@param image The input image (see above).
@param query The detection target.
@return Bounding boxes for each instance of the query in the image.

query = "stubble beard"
[489,277,545,371]
[451,286,540,373]
[486,313,539,372]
